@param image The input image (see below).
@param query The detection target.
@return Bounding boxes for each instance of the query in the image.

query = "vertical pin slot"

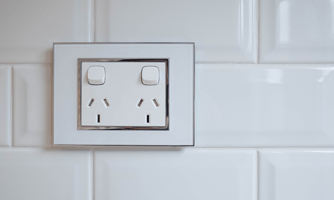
[146,115,150,123]
[97,114,100,123]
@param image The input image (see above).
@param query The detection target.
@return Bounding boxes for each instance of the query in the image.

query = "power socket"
[53,43,194,146]
[79,60,168,129]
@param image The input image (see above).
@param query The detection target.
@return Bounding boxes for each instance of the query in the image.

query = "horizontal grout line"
[193,147,334,149]
[195,63,334,65]
[1,146,334,151]
[0,63,52,65]
[3,62,334,66]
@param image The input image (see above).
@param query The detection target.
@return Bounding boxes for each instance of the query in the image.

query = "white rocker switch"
[141,66,160,85]
[87,66,106,85]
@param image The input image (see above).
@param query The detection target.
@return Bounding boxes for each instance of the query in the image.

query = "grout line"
[1,146,334,150]
[195,62,334,65]
[3,63,334,66]
[0,63,52,65]
[192,147,334,150]
[256,0,260,64]
[2,62,334,65]
[256,150,259,200]
[11,66,14,147]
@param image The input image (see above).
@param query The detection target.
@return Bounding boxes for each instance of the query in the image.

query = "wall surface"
[1,0,334,200]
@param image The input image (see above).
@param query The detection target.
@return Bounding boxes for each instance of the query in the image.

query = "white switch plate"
[53,43,194,146]
[80,61,167,128]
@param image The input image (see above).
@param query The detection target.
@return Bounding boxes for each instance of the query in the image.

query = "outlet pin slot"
[88,99,94,107]
[137,99,144,107]
[97,114,100,123]
[146,115,150,123]
[103,99,110,107]
[152,99,159,107]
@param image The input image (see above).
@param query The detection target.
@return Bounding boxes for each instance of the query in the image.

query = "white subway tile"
[13,65,52,146]
[95,149,256,200]
[259,150,334,200]
[0,149,92,200]
[260,0,334,63]
[0,0,92,64]
[0,65,11,146]
[196,64,334,147]
[95,0,257,63]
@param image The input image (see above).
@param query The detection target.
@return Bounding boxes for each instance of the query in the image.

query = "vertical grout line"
[256,0,260,64]
[256,149,259,200]
[11,66,14,147]
[51,62,54,146]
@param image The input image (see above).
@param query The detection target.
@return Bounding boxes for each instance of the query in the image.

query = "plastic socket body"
[80,61,167,129]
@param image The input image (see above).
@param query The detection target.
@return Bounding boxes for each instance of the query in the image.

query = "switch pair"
[87,65,160,85]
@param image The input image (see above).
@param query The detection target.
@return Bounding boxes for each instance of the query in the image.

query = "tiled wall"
[1,0,334,200]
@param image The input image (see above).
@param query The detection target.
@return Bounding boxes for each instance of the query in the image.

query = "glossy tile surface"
[0,66,11,146]
[95,0,257,63]
[0,0,92,63]
[260,0,334,63]
[95,149,256,200]
[196,64,334,147]
[13,65,52,146]
[0,149,91,200]
[259,150,334,200]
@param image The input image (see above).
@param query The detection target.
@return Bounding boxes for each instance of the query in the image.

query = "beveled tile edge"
[93,147,258,153]
[89,0,95,42]
[0,148,94,200]
[92,148,258,163]
[200,0,259,63]
[257,0,276,64]
[246,0,259,64]
[258,148,334,154]
[12,64,52,147]
[256,0,260,63]
[0,147,95,155]
[258,149,334,164]
[93,148,258,200]
[0,65,12,147]
[90,151,94,200]
[256,150,260,200]
[95,0,258,63]
[257,0,334,64]
[250,149,259,200]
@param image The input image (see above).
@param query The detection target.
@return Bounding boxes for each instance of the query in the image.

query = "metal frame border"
[53,42,195,146]
[77,58,169,130]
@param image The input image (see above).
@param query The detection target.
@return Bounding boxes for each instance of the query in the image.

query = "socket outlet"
[79,60,168,129]
[53,43,194,146]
